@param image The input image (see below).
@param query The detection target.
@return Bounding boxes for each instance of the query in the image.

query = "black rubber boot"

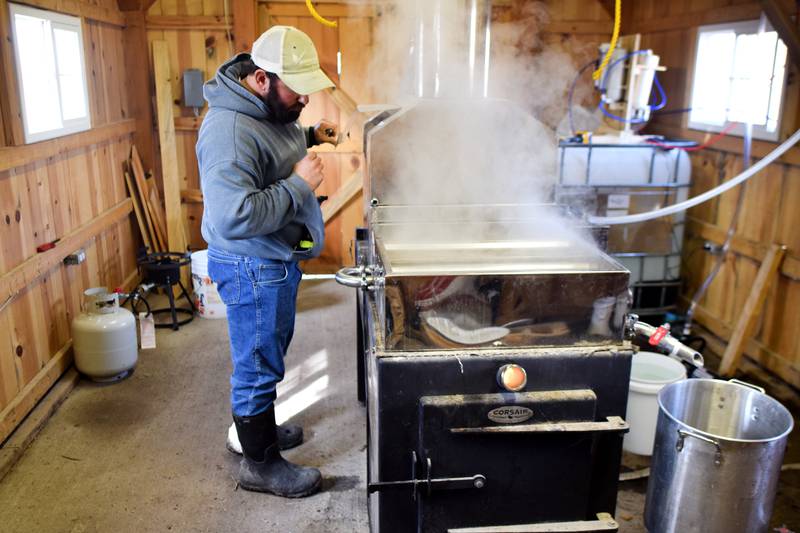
[233,406,321,498]
[227,422,303,454]
[277,423,303,450]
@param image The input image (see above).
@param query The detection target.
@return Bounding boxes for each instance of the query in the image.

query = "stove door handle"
[449,416,629,435]
[368,474,486,494]
[335,266,375,289]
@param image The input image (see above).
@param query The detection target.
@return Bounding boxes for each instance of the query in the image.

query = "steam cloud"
[361,0,600,254]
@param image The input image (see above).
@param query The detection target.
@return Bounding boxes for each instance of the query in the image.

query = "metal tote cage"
[556,139,694,316]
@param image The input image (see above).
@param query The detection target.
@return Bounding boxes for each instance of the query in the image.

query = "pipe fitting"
[626,314,704,368]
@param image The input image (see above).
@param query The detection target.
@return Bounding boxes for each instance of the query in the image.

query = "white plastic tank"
[623,351,687,455]
[72,287,138,381]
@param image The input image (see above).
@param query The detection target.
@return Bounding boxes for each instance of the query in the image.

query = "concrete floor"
[0,280,367,533]
[0,279,798,532]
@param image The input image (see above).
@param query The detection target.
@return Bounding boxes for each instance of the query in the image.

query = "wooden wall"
[140,0,800,386]
[0,0,141,443]
[145,0,372,272]
[145,0,232,255]
[144,0,617,273]
[626,0,800,387]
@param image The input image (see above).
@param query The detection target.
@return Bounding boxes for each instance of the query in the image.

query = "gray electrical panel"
[182,69,205,109]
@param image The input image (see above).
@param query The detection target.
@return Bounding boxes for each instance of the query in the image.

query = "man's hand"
[293,152,324,191]
[314,120,339,145]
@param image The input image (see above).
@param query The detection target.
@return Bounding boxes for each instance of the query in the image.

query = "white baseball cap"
[251,25,334,95]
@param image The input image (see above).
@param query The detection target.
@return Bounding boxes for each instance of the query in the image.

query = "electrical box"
[182,69,205,109]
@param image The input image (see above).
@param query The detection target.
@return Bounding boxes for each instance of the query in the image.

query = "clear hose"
[588,127,800,226]
[683,123,752,336]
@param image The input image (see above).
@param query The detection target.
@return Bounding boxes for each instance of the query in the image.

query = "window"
[689,19,788,142]
[9,3,91,143]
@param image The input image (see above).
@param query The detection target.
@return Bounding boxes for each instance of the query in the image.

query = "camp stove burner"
[136,252,195,330]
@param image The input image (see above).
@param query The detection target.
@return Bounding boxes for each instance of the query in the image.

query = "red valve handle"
[648,324,670,346]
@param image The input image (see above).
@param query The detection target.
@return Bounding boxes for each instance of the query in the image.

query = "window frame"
[687,19,788,142]
[8,3,92,144]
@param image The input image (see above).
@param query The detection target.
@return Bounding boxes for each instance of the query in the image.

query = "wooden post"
[122,11,157,173]
[232,0,257,53]
[719,244,787,377]
[151,40,188,254]
[759,0,800,69]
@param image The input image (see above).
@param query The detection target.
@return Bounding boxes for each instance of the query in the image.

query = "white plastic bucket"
[191,250,226,319]
[623,351,686,455]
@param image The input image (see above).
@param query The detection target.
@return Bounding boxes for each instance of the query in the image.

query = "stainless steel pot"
[645,379,794,533]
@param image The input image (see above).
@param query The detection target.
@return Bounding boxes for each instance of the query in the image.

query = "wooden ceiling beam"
[759,0,800,68]
[117,0,158,11]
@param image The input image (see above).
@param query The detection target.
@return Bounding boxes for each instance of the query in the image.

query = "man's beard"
[264,84,304,124]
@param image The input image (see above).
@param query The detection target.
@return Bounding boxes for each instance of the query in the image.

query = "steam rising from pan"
[363,0,598,251]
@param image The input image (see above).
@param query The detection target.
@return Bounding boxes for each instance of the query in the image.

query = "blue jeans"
[207,248,302,417]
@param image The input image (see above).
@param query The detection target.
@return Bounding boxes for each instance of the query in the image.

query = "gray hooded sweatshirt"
[196,53,324,261]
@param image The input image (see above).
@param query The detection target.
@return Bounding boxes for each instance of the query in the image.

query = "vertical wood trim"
[152,39,188,253]
[0,0,25,145]
[232,0,257,53]
[123,11,157,173]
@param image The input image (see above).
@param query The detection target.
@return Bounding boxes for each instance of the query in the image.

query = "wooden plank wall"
[142,0,800,385]
[145,0,373,273]
[146,0,232,253]
[146,0,614,273]
[0,0,140,442]
[257,2,373,272]
[627,0,800,387]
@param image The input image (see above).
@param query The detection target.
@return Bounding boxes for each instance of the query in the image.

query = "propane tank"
[72,287,138,381]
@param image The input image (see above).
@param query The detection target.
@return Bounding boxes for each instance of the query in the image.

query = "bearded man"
[196,25,339,498]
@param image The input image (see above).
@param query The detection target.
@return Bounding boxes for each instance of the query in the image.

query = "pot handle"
[729,378,765,395]
[676,429,722,466]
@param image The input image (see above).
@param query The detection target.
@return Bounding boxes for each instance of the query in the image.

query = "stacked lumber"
[124,145,168,253]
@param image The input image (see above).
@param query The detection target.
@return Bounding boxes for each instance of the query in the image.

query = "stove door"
[415,391,625,532]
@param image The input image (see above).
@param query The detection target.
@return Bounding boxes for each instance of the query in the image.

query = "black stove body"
[364,343,632,532]
[337,97,635,532]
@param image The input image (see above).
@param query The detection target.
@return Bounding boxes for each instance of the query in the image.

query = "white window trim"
[9,3,92,144]
[688,19,788,143]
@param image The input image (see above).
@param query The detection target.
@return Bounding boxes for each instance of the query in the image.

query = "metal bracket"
[335,265,375,289]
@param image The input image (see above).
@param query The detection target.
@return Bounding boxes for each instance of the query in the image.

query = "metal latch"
[335,265,377,290]
[368,452,486,500]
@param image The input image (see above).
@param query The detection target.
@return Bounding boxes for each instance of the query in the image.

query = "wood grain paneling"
[0,0,140,438]
[145,0,373,268]
[141,0,800,388]
[631,0,800,386]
